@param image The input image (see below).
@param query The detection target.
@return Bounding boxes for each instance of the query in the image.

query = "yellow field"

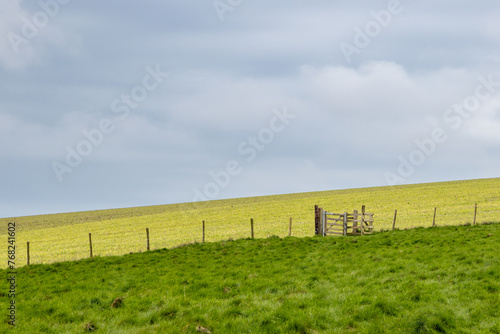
[2,178,499,267]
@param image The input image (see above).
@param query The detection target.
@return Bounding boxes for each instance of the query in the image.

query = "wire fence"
[3,202,499,268]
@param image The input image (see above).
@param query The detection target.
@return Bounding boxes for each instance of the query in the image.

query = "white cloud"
[0,0,77,71]
[463,99,500,142]
[0,0,40,70]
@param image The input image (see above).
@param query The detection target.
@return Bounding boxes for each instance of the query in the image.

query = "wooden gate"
[315,205,374,236]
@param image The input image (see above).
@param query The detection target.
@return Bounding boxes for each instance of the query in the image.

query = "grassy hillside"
[1,223,499,333]
[1,178,499,266]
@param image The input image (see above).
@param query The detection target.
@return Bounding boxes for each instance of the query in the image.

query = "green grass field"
[1,178,499,266]
[1,223,499,333]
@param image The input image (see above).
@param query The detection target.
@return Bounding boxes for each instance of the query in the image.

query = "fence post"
[392,210,397,230]
[27,242,30,266]
[361,205,366,234]
[314,205,319,235]
[343,212,347,236]
[202,220,205,243]
[353,210,358,235]
[289,217,292,237]
[89,233,93,258]
[146,228,150,251]
[432,207,437,227]
[318,208,323,236]
[321,208,323,236]
[473,203,477,225]
[323,209,327,236]
[251,218,254,239]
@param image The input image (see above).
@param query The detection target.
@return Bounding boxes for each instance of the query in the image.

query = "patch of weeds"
[110,297,124,309]
[83,322,97,332]
[196,325,212,334]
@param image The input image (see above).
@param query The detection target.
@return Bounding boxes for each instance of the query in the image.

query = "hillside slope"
[1,178,499,265]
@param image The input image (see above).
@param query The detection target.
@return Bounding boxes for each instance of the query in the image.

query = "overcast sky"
[1,0,499,218]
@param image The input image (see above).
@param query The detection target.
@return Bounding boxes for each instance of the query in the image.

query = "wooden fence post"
[314,205,319,235]
[353,210,358,234]
[473,204,477,225]
[324,210,327,236]
[318,208,322,236]
[343,212,347,236]
[289,217,292,237]
[27,242,30,266]
[89,233,93,258]
[361,205,366,234]
[251,218,254,239]
[432,207,437,227]
[319,208,325,236]
[202,220,205,243]
[392,210,397,230]
[146,228,150,251]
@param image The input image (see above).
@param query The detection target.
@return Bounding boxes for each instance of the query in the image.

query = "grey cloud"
[1,0,499,217]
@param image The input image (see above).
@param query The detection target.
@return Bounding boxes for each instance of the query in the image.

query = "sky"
[1,0,499,218]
